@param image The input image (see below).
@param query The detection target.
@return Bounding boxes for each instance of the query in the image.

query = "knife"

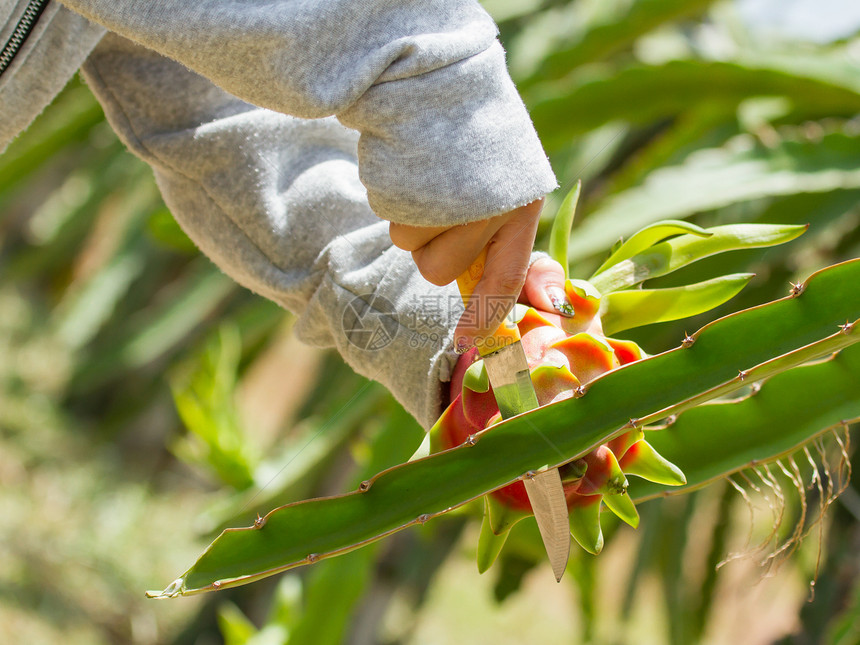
[456,247,571,582]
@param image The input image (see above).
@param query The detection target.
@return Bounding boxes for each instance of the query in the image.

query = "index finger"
[388,222,450,252]
[454,200,543,350]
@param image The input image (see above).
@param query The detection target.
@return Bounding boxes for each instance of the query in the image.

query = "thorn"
[738,369,749,381]
[750,382,762,394]
[681,333,695,348]
[212,581,221,589]
[664,414,677,426]
[789,281,805,297]
[358,480,371,492]
[307,553,319,563]
[627,418,639,429]
[465,434,478,446]
[839,321,855,334]
[417,513,431,524]
[574,385,588,398]
[524,470,536,480]
[254,514,266,529]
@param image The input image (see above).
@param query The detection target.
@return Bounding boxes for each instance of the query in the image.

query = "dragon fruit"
[425,183,805,570]
[429,278,685,559]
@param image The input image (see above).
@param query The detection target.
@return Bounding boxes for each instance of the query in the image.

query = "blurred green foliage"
[1,1,859,643]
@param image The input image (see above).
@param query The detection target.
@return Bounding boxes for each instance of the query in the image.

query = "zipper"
[0,0,51,77]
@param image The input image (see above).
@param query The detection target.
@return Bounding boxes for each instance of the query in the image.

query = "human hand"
[389,199,571,351]
[516,255,572,316]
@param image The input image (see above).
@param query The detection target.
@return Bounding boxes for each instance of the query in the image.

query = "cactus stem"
[254,514,266,529]
[359,480,371,492]
[634,320,859,428]
[682,333,695,348]
[789,281,805,297]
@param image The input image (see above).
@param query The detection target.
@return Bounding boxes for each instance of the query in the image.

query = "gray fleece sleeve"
[81,33,465,428]
[57,0,557,225]
[0,4,105,154]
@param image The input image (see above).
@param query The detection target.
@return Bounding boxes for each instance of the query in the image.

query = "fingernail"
[547,287,575,317]
[455,337,473,354]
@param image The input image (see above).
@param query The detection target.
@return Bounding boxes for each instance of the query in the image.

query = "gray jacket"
[0,0,557,428]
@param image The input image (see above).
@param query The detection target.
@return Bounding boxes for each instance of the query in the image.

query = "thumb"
[519,257,574,316]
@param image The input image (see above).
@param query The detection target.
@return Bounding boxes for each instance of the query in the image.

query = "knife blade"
[456,247,571,582]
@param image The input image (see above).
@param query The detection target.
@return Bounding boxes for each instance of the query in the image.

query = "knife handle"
[456,246,522,357]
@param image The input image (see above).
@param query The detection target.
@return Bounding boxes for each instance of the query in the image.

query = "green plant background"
[1,1,859,643]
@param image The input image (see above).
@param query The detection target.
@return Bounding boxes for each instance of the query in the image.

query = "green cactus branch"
[629,342,860,502]
[148,259,859,598]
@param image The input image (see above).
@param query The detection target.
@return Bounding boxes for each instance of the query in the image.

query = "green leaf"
[267,577,303,636]
[218,603,258,645]
[148,260,860,596]
[477,498,511,573]
[169,325,257,490]
[548,180,581,279]
[530,61,860,150]
[568,278,602,301]
[481,0,543,23]
[567,130,858,263]
[591,224,805,293]
[0,79,106,199]
[200,387,390,533]
[621,441,687,487]
[71,260,236,392]
[520,0,718,85]
[286,402,422,645]
[592,220,712,277]
[146,206,199,254]
[463,359,490,393]
[600,273,754,335]
[569,500,603,555]
[486,489,530,536]
[601,491,640,528]
[825,568,860,645]
[286,550,375,645]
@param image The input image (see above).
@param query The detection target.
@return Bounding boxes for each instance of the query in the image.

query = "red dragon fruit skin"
[430,279,686,553]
